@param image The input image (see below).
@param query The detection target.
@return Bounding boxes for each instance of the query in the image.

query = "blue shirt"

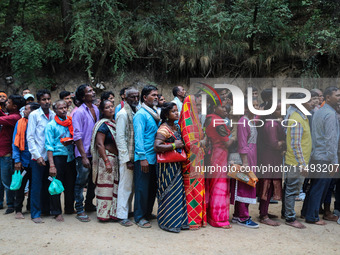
[312,103,339,164]
[12,121,31,167]
[114,102,123,119]
[45,117,75,162]
[133,108,159,164]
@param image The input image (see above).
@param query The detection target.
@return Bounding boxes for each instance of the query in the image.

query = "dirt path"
[0,201,339,255]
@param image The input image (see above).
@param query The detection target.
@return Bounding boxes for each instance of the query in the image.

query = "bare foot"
[221,224,232,229]
[267,214,278,219]
[306,219,327,225]
[285,220,306,229]
[260,216,280,226]
[15,212,25,219]
[32,217,44,224]
[323,214,338,222]
[55,214,64,222]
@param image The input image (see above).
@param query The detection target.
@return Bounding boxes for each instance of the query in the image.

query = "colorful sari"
[205,114,231,227]
[179,95,207,229]
[91,119,119,221]
[156,124,189,233]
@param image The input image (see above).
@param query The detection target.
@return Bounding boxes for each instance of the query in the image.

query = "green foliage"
[1,0,340,82]
[2,26,45,81]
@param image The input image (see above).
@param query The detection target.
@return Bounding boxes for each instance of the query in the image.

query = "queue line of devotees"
[0,83,339,233]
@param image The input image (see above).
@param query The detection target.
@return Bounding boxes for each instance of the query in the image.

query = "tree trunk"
[249,5,258,55]
[61,0,73,41]
[4,0,19,32]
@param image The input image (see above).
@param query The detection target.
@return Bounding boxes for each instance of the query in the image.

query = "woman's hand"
[174,140,184,149]
[105,162,113,173]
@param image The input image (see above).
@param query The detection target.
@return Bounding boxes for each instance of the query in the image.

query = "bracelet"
[50,165,55,167]
[104,158,109,163]
[172,143,176,150]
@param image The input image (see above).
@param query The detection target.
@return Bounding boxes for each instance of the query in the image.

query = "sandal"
[136,218,151,228]
[76,213,91,222]
[119,219,133,227]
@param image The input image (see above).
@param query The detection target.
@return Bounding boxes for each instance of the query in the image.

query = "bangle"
[172,143,176,150]
[50,165,55,167]
[104,158,109,163]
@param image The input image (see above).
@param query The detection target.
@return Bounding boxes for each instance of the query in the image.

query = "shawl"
[90,118,116,183]
[14,118,28,151]
[141,103,160,123]
[178,95,205,177]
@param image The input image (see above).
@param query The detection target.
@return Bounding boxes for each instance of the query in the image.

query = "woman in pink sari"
[205,104,234,228]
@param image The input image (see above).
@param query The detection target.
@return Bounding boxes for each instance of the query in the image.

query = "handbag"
[10,170,23,191]
[227,164,258,188]
[156,126,187,163]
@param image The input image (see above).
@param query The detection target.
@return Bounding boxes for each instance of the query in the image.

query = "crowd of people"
[0,83,339,233]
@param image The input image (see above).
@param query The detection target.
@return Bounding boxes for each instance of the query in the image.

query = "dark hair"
[323,86,339,99]
[250,86,258,92]
[160,102,176,123]
[227,93,233,100]
[75,84,89,103]
[36,89,51,101]
[23,88,29,91]
[101,91,115,102]
[310,90,319,98]
[157,94,163,99]
[59,90,71,100]
[27,102,40,112]
[99,100,113,114]
[72,96,81,107]
[9,95,25,109]
[225,104,231,113]
[141,85,158,103]
[261,88,272,102]
[120,87,128,97]
[172,86,180,97]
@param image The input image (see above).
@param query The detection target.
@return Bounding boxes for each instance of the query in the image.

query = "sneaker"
[334,209,340,217]
[298,192,306,201]
[237,217,259,229]
[231,217,239,223]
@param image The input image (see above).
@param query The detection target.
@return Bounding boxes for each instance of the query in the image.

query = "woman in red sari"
[179,95,207,229]
[205,104,234,228]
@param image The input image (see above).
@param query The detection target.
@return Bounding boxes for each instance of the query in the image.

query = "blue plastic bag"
[10,170,23,191]
[48,177,64,195]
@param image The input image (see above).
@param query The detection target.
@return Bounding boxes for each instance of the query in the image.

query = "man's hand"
[140,159,149,173]
[49,165,57,177]
[14,162,22,171]
[127,161,134,170]
[82,156,91,169]
[299,165,309,177]
[37,157,46,166]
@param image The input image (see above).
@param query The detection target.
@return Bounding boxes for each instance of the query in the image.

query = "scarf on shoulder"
[141,103,160,123]
[90,118,116,183]
[14,118,28,151]
[54,115,74,143]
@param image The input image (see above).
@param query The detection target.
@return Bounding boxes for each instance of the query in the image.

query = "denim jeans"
[74,157,95,214]
[30,160,50,219]
[281,165,304,222]
[0,172,4,207]
[0,156,14,208]
[301,160,332,222]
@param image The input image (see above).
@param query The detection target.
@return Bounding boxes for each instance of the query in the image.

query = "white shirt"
[27,107,55,161]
